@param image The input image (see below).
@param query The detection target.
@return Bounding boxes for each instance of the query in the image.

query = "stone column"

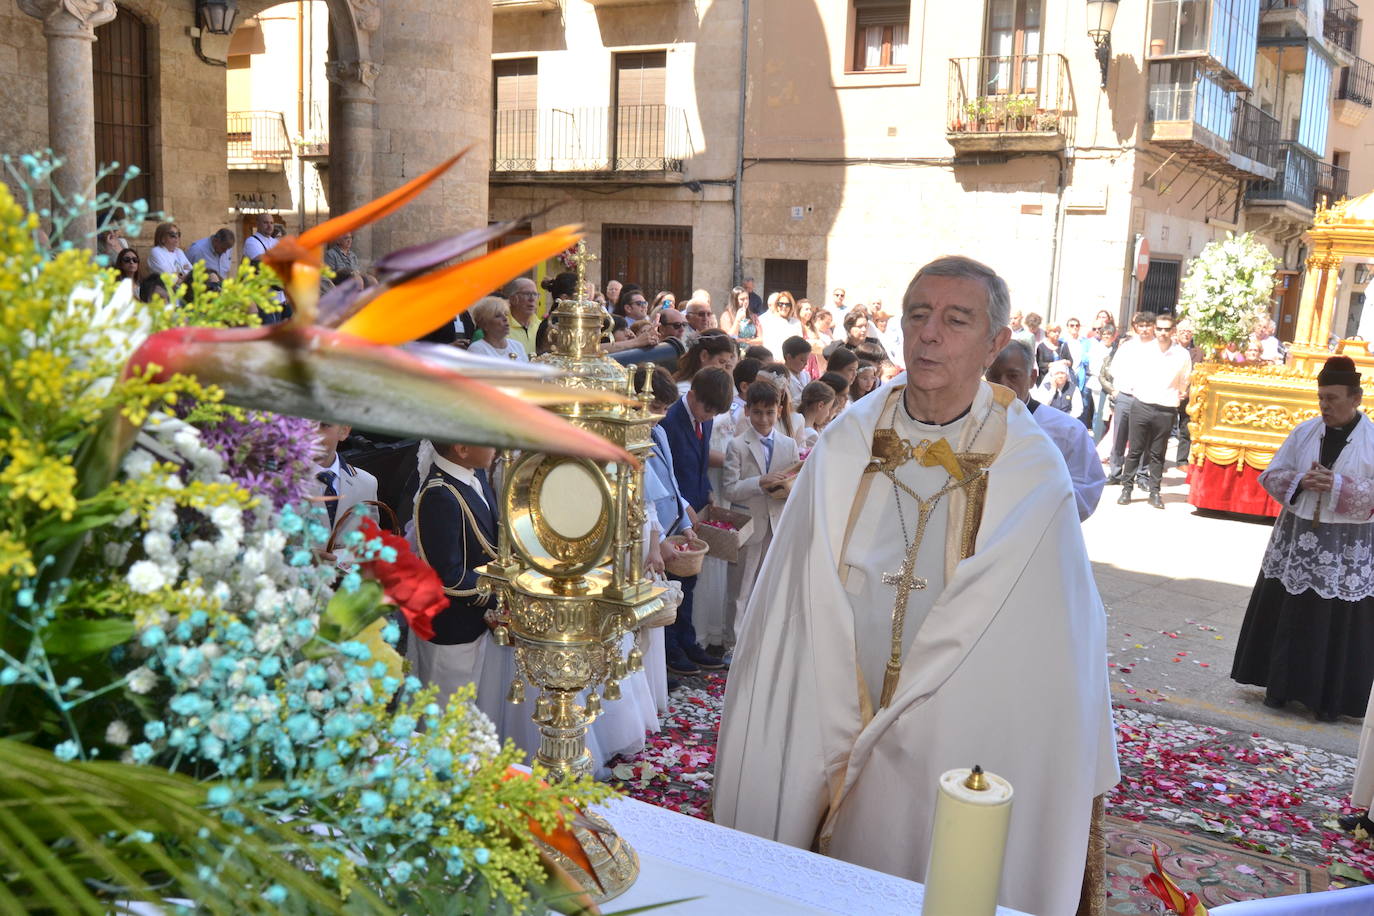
[325,59,380,263]
[371,0,490,257]
[18,0,117,243]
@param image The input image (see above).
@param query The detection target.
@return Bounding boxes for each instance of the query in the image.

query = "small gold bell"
[535,695,553,722]
[603,680,622,702]
[626,647,644,671]
[492,626,510,647]
[585,693,602,717]
[507,678,525,704]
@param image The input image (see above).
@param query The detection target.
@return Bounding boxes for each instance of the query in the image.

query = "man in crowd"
[744,276,765,316]
[506,277,541,354]
[986,341,1105,520]
[1173,319,1204,466]
[715,255,1118,916]
[684,300,713,341]
[1117,312,1193,509]
[1103,311,1156,484]
[659,307,689,345]
[186,228,236,281]
[243,213,278,261]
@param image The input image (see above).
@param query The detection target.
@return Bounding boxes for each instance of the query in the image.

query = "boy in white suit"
[722,379,800,647]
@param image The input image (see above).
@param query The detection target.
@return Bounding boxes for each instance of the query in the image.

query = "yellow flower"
[0,529,36,578]
[0,432,78,520]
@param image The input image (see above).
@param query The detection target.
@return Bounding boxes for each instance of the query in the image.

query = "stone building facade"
[491,0,1374,333]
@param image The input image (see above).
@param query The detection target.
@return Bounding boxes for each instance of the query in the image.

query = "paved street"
[1087,455,1364,757]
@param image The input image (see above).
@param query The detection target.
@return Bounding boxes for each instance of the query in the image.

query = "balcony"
[227,111,292,172]
[1260,0,1317,38]
[1146,64,1276,180]
[1246,141,1320,215]
[1335,57,1373,126]
[945,54,1072,154]
[1316,159,1350,205]
[1323,0,1358,56]
[491,105,691,178]
[1148,0,1260,91]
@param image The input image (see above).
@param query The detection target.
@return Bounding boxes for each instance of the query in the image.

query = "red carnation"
[357,517,445,642]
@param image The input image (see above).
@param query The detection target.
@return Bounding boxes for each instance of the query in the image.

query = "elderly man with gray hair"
[715,255,1119,916]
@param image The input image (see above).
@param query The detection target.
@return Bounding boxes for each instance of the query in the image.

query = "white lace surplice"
[1258,414,1374,601]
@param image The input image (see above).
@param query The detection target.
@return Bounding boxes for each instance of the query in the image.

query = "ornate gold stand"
[478,244,667,902]
[1188,192,1374,502]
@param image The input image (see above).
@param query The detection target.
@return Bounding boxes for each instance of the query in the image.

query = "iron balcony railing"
[491,105,690,174]
[1247,141,1320,209]
[1324,0,1358,52]
[1317,160,1351,204]
[946,54,1072,136]
[227,111,292,169]
[1230,99,1280,170]
[1338,57,1374,106]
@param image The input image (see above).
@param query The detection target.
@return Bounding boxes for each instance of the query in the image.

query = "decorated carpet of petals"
[606,674,1374,890]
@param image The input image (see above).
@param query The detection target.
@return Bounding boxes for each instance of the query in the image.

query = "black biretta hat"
[1318,355,1362,388]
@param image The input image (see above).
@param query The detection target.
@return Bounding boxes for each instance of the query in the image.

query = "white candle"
[921,765,1014,916]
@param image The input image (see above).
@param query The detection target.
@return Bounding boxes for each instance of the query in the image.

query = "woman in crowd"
[114,248,141,286]
[842,310,875,351]
[673,333,739,394]
[797,380,837,450]
[325,233,360,275]
[1088,324,1116,442]
[796,299,816,340]
[651,291,676,315]
[818,370,851,419]
[147,222,192,282]
[1036,323,1072,378]
[734,288,762,347]
[759,291,803,356]
[1024,312,1045,346]
[1090,309,1114,338]
[808,305,837,347]
[466,296,528,361]
[718,286,745,337]
[1032,359,1085,419]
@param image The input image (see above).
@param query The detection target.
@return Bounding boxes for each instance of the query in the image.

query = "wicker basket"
[664,534,709,577]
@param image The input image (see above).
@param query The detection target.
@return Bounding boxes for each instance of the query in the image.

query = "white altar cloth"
[1211,884,1374,915]
[595,795,1032,915]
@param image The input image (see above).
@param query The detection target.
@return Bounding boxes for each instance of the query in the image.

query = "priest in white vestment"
[714,257,1119,916]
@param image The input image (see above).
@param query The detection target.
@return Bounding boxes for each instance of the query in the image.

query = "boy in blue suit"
[409,441,500,710]
[659,367,734,675]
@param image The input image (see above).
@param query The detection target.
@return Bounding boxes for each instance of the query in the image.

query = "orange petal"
[338,225,582,345]
[297,148,472,249]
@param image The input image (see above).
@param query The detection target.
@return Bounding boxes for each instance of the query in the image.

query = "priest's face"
[902,276,1012,418]
[1318,385,1362,427]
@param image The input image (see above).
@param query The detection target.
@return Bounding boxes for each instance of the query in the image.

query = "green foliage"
[1176,233,1279,353]
[0,738,391,915]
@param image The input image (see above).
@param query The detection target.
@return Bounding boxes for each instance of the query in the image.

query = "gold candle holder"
[478,242,667,902]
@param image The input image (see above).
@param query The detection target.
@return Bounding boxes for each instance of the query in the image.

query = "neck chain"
[875,395,993,708]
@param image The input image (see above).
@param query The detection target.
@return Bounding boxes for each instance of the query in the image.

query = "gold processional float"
[1188,190,1374,515]
[477,244,671,902]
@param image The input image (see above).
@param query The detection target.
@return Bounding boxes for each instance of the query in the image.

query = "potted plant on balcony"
[1006,96,1035,131]
[1032,109,1061,132]
[964,97,995,131]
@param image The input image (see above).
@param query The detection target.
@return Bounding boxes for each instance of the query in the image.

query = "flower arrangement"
[0,156,632,914]
[1176,233,1279,355]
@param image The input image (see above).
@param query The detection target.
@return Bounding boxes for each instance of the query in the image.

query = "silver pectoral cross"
[881,558,928,605]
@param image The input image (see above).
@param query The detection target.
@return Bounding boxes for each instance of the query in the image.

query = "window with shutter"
[982,0,1042,94]
[493,58,538,169]
[851,1,910,72]
[93,12,155,208]
[614,51,667,170]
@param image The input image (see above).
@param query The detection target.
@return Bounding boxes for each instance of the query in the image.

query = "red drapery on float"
[1186,459,1280,517]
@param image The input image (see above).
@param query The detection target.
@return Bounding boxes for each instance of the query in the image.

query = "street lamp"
[196,0,239,35]
[1086,0,1120,90]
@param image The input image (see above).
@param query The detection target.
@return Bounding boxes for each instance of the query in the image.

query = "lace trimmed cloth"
[1261,511,1374,601]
